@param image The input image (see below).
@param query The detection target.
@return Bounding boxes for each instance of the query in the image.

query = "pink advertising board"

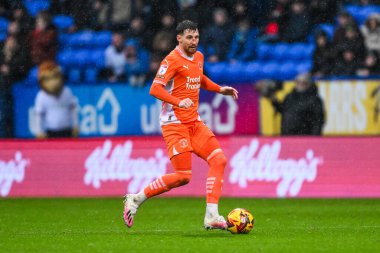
[1,137,380,198]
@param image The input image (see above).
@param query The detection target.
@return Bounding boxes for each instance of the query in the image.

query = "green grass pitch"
[1,198,380,253]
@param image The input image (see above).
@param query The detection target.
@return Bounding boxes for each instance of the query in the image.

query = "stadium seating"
[24,0,50,17]
[53,15,74,32]
[346,4,380,24]
[14,1,380,85]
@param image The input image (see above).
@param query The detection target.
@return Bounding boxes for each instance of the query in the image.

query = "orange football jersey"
[152,46,205,125]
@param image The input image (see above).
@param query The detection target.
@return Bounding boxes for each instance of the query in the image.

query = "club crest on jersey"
[198,62,202,69]
[179,138,189,148]
[158,65,168,75]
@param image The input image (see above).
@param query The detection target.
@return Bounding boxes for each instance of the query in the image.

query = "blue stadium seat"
[272,43,289,61]
[0,17,9,32]
[257,44,271,60]
[68,68,81,83]
[346,5,380,25]
[315,24,335,39]
[286,43,314,60]
[64,31,112,49]
[91,50,105,68]
[261,61,279,79]
[225,62,246,83]
[67,31,94,48]
[296,61,312,74]
[53,15,74,32]
[84,68,98,83]
[0,32,6,42]
[279,61,297,80]
[205,62,228,83]
[25,66,39,85]
[244,61,263,81]
[345,5,361,16]
[23,0,50,17]
[57,50,75,67]
[92,31,112,48]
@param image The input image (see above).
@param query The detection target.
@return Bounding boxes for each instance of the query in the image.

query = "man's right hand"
[179,98,194,109]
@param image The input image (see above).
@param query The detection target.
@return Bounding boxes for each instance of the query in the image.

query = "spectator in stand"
[10,3,33,36]
[149,0,178,31]
[103,31,127,82]
[152,13,177,59]
[260,16,280,42]
[311,31,334,78]
[0,35,30,83]
[203,8,235,62]
[108,0,133,31]
[178,0,199,23]
[227,19,257,62]
[0,35,30,137]
[127,16,152,50]
[0,0,11,19]
[335,25,366,62]
[231,0,250,24]
[7,20,21,37]
[29,11,58,66]
[270,73,325,135]
[34,61,79,139]
[357,50,380,76]
[281,0,310,43]
[333,12,358,45]
[309,0,338,26]
[361,14,380,53]
[125,39,149,87]
[259,0,290,43]
[145,54,161,82]
[331,48,360,76]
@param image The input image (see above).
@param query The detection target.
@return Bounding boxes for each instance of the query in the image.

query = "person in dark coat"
[202,8,235,62]
[331,48,360,76]
[271,73,325,135]
[281,0,310,42]
[0,35,30,138]
[311,31,334,78]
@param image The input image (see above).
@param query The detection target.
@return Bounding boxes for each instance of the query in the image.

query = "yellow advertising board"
[260,80,380,136]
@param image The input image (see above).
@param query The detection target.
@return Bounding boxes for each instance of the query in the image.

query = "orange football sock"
[143,172,191,198]
[206,151,227,204]
[144,152,192,198]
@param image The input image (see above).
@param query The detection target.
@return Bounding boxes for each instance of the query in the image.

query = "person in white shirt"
[104,31,127,82]
[34,61,79,138]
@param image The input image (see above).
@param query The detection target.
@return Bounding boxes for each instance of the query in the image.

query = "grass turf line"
[0,198,379,253]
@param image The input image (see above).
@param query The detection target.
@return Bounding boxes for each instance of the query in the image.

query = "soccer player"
[123,20,238,230]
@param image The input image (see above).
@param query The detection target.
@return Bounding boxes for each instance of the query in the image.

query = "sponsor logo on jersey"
[158,65,168,75]
[186,76,201,90]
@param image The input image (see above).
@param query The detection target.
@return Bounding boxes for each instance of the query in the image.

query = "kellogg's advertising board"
[1,137,379,198]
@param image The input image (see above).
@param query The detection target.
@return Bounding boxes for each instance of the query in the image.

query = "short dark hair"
[176,20,198,35]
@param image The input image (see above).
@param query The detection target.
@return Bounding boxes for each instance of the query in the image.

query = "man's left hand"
[220,86,238,100]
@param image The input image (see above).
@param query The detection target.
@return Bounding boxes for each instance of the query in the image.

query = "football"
[226,208,255,234]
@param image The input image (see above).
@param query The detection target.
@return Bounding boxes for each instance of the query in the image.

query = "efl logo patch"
[158,65,168,75]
